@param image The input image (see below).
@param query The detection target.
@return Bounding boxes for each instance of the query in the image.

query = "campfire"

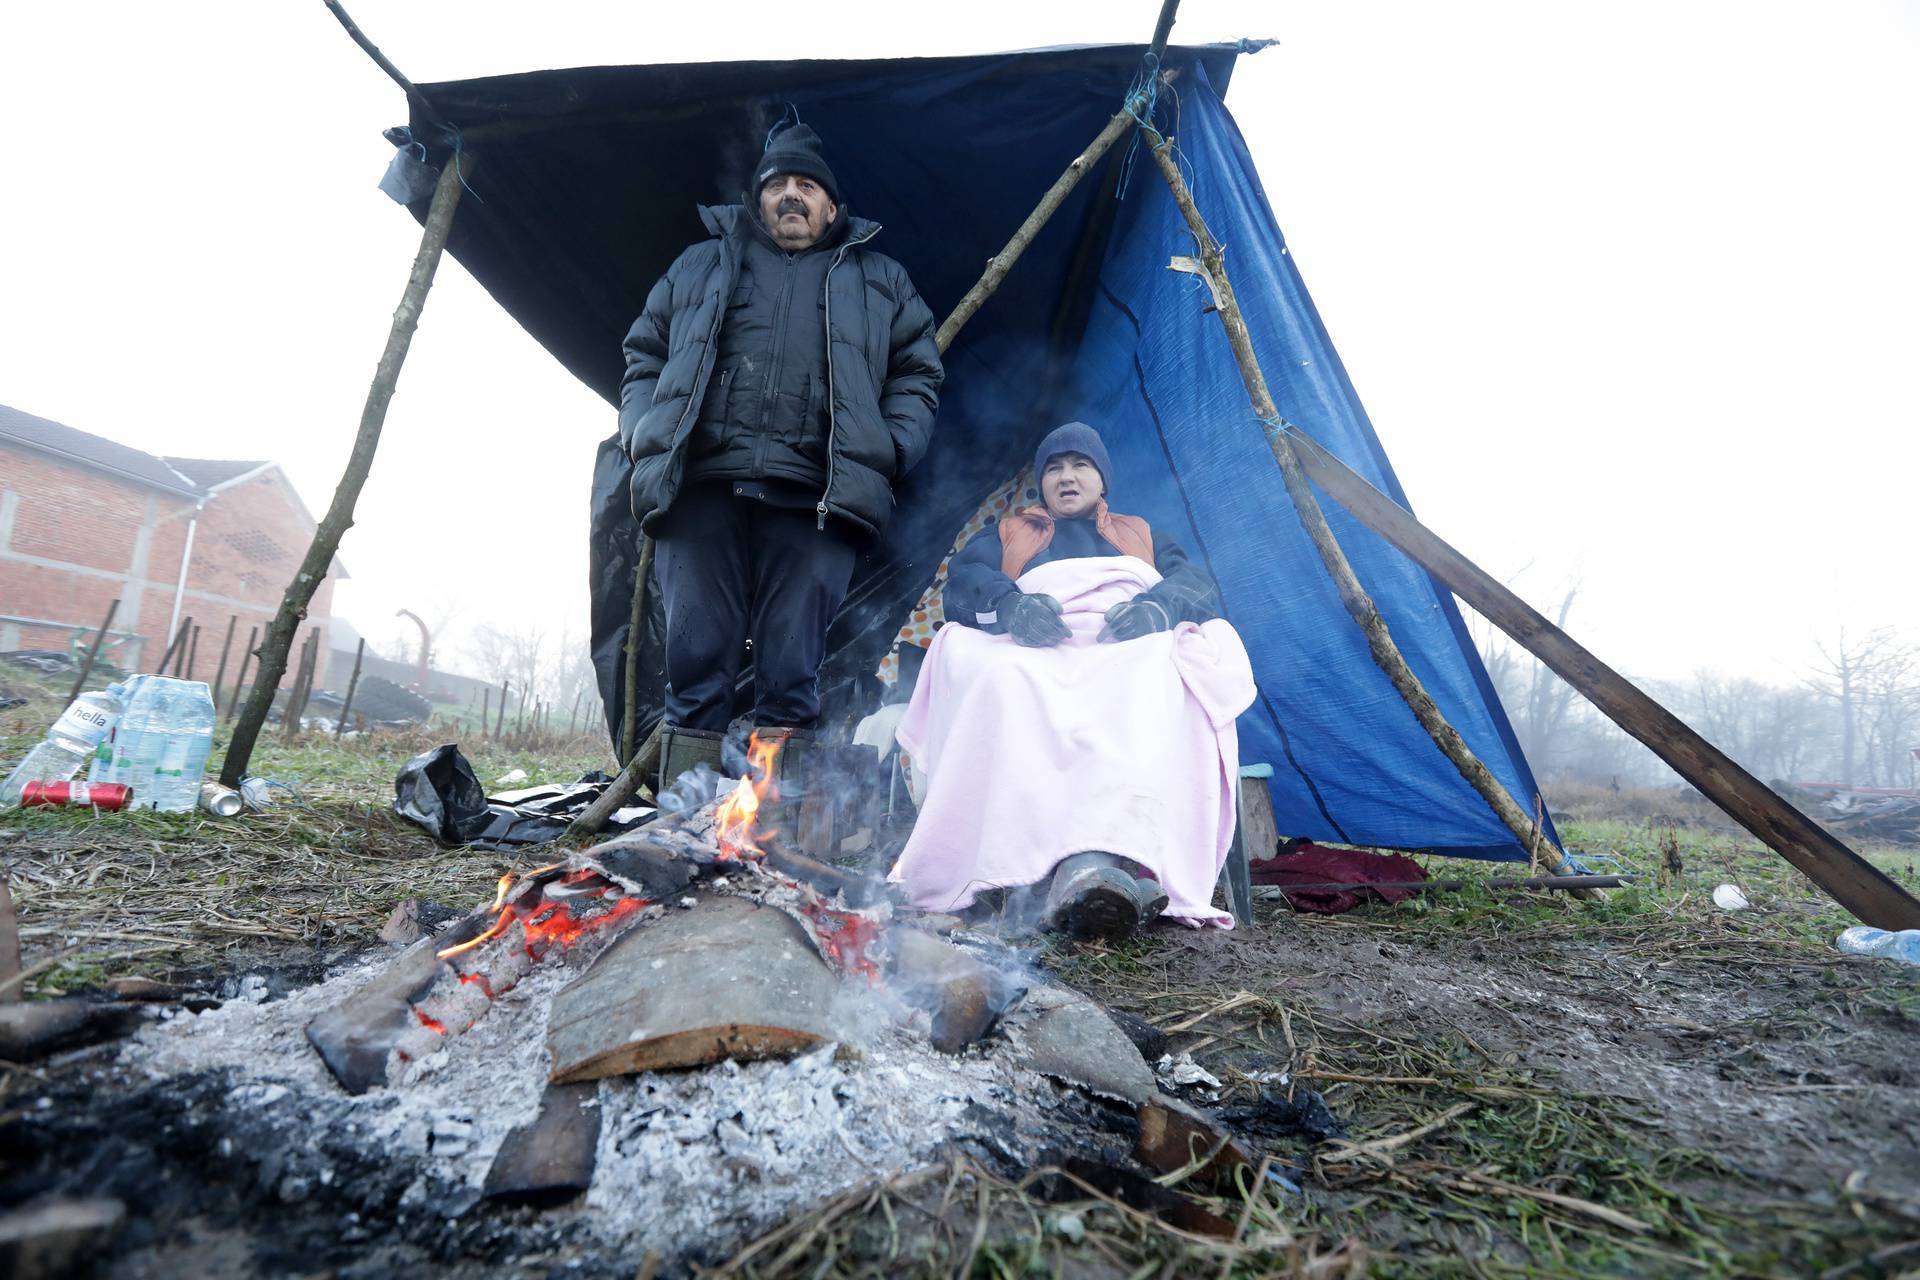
[106,731,1257,1269]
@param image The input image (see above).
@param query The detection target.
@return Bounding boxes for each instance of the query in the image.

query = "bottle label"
[52,701,115,746]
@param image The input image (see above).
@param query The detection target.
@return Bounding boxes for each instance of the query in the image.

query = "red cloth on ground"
[1249,843,1429,914]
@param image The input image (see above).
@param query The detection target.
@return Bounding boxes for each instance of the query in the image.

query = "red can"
[19,781,134,811]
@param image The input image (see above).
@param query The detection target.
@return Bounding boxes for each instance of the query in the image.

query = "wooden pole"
[219,150,468,787]
[226,625,258,721]
[495,682,509,738]
[481,687,491,739]
[567,722,664,839]
[65,598,120,702]
[1283,430,1920,930]
[184,624,201,681]
[208,614,238,712]
[335,638,368,738]
[934,102,1147,353]
[1141,129,1584,885]
[619,537,654,766]
[158,616,191,675]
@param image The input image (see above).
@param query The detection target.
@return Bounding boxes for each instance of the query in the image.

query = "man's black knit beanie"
[753,121,840,206]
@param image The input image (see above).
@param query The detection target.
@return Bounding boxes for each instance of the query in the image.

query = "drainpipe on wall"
[164,499,207,650]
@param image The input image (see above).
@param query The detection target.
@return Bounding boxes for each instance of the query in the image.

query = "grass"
[4,662,1918,1277]
[1,665,614,993]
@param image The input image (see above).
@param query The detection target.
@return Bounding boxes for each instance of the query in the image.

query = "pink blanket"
[889,557,1256,927]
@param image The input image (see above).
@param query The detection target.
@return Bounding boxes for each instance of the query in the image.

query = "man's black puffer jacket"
[618,204,943,536]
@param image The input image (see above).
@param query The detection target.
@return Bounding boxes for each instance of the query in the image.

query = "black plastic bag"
[393,744,492,844]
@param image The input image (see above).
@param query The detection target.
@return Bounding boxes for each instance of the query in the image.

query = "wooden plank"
[483,1081,601,1206]
[545,895,846,1083]
[1285,428,1920,930]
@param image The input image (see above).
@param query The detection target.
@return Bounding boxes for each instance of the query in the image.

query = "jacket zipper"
[665,245,738,501]
[818,224,882,530]
[757,250,799,477]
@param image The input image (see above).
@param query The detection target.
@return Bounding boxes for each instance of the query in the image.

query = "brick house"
[0,402,342,687]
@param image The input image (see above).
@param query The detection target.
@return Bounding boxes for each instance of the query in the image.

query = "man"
[619,119,944,785]
[890,422,1255,936]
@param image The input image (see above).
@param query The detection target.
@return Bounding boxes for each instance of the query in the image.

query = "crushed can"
[20,780,134,811]
[198,782,244,817]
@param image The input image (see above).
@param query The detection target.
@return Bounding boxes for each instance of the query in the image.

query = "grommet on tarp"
[377,125,436,205]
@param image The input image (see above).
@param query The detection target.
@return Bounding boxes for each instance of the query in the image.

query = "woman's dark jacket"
[618,203,943,536]
[944,513,1222,632]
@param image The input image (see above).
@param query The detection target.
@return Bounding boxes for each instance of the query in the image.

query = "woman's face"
[1041,453,1104,518]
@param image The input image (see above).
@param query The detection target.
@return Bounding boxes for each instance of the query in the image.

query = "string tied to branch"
[1115,50,1165,201]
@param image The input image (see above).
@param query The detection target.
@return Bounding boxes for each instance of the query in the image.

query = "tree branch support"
[220,151,469,786]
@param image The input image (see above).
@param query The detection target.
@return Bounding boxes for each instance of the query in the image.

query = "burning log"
[483,1081,602,1206]
[545,895,850,1082]
[307,910,494,1093]
[577,835,701,899]
[308,866,650,1094]
[764,842,894,909]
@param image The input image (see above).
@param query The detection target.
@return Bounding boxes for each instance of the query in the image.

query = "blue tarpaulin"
[401,41,1552,859]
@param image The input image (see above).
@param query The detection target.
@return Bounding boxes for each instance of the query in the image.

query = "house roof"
[162,456,272,491]
[0,402,348,579]
[0,402,201,497]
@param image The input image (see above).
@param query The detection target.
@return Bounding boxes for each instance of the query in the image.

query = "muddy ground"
[1,696,1916,1276]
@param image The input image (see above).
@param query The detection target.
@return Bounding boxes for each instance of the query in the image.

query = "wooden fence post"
[208,615,238,712]
[226,625,259,722]
[66,599,120,703]
[335,638,368,738]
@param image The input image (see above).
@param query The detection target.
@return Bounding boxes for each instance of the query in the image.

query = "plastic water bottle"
[98,676,161,791]
[149,680,216,813]
[98,677,216,812]
[1836,927,1920,967]
[90,673,145,784]
[1,684,129,805]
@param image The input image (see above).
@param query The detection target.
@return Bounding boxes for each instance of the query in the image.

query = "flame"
[436,904,515,960]
[714,731,784,857]
[414,1007,448,1034]
[437,868,649,962]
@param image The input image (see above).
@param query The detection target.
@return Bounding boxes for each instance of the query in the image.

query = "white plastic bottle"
[2,685,129,805]
[1836,926,1920,967]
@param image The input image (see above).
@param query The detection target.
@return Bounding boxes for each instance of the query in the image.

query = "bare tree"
[1808,627,1905,786]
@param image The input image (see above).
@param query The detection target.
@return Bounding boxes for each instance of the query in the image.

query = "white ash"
[125,930,1101,1265]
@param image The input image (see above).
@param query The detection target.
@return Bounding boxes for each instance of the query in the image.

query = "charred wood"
[483,1081,602,1207]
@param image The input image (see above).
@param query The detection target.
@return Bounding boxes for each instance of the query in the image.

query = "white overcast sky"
[2,2,1914,685]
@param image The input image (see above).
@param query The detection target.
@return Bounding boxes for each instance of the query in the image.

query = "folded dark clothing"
[1249,842,1428,914]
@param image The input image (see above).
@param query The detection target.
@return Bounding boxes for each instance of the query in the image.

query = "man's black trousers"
[653,482,858,732]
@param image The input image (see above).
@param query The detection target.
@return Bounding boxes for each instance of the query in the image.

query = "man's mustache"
[777,198,808,218]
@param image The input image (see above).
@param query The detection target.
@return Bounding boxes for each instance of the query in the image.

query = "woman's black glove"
[1000,591,1071,647]
[1097,597,1172,643]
